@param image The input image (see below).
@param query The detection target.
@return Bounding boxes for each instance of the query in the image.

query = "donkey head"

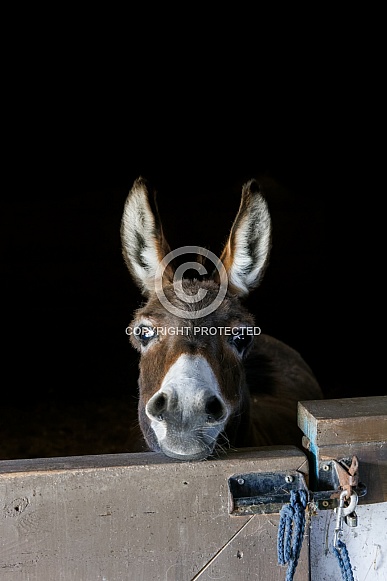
[121,177,271,460]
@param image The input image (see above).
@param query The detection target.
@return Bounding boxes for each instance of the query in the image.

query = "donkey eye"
[229,329,253,354]
[137,325,157,346]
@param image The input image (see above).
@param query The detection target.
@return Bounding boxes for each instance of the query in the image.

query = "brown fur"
[122,178,323,459]
[128,279,323,455]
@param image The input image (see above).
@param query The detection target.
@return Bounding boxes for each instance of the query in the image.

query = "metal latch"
[315,455,367,510]
[228,455,367,516]
[229,470,309,516]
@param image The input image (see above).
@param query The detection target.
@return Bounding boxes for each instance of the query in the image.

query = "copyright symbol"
[154,246,228,319]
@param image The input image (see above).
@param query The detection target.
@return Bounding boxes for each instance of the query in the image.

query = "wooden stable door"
[0,448,309,580]
[0,396,386,581]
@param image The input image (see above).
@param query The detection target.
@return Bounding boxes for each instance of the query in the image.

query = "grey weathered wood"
[0,447,310,581]
[298,397,387,505]
[298,396,387,446]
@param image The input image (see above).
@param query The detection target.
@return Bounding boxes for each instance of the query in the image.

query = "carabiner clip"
[333,490,358,548]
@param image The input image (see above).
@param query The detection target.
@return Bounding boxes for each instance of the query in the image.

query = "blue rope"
[333,539,355,581]
[277,489,308,581]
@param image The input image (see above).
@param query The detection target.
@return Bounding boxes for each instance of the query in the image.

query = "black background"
[1,37,381,459]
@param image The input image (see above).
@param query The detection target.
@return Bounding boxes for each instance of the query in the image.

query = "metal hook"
[341,491,358,517]
[333,490,358,548]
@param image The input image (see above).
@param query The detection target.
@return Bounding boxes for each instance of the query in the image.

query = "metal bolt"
[237,478,245,485]
[284,475,294,483]
[322,464,330,471]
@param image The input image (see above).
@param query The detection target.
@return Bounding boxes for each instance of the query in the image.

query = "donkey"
[121,177,323,461]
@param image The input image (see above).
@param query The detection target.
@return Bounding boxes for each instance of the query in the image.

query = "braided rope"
[277,489,308,581]
[333,538,355,581]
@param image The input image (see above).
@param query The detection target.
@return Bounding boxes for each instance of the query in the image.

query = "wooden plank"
[193,514,309,580]
[0,447,309,581]
[298,396,387,446]
[298,397,387,505]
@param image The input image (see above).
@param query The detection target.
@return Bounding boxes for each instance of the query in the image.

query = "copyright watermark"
[126,326,262,336]
[154,246,228,319]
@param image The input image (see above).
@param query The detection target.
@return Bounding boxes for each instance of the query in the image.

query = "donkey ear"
[120,177,173,295]
[217,179,272,297]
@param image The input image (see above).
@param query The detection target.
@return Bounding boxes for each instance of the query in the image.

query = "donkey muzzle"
[145,385,229,460]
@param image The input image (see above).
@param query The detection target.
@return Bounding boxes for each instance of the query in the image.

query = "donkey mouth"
[159,442,215,461]
[153,425,221,461]
[160,445,214,461]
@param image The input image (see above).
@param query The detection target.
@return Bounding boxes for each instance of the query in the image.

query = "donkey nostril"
[147,393,168,420]
[205,396,226,422]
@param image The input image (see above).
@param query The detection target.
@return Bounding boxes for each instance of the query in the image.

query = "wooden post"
[298,395,387,504]
[298,395,387,580]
